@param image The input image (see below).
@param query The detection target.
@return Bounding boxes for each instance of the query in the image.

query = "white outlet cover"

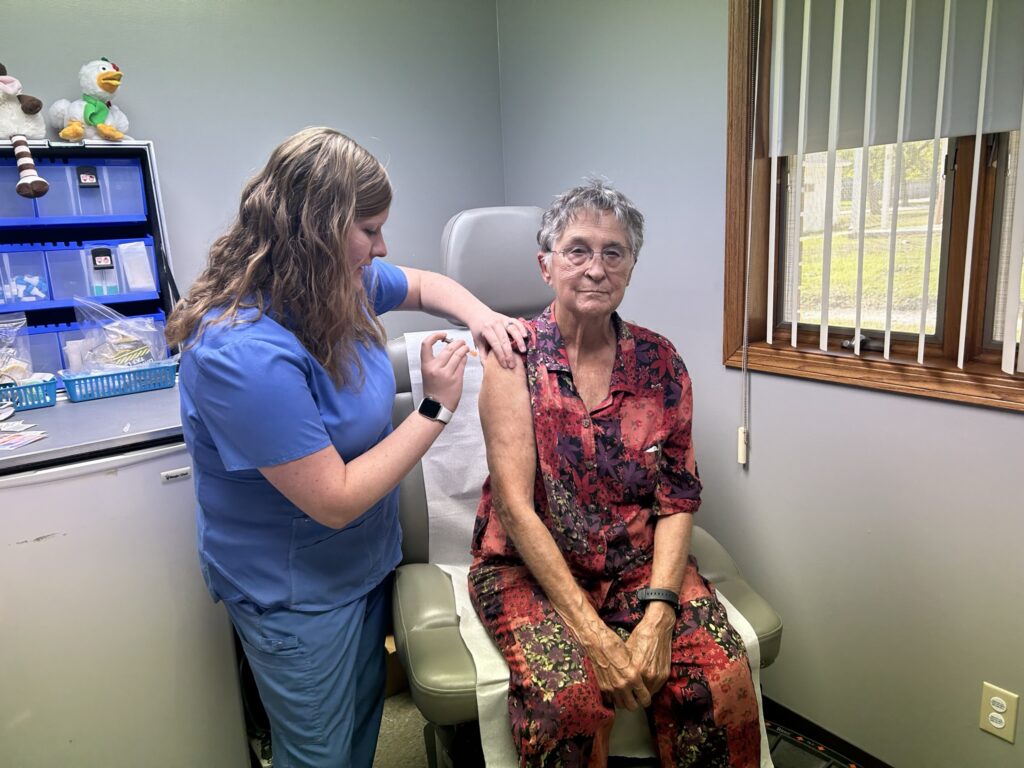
[990,696,1008,713]
[987,712,1006,729]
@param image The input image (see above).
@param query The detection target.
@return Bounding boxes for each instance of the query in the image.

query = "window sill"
[724,342,1024,412]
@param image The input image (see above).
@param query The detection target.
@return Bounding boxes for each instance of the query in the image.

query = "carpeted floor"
[373,692,429,768]
[370,693,869,768]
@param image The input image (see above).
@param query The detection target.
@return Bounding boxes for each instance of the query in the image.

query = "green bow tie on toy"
[81,93,110,126]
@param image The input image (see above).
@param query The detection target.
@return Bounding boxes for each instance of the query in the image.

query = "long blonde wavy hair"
[165,127,392,386]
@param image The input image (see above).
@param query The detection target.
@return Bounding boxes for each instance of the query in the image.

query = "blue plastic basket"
[0,376,58,411]
[62,360,177,402]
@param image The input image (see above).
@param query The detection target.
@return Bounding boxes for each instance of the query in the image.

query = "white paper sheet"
[404,330,487,566]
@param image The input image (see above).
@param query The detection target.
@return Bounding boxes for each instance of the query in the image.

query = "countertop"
[0,382,184,475]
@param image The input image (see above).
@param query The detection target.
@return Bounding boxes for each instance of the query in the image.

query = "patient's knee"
[509,677,611,758]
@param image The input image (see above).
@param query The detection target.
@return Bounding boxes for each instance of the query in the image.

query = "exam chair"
[389,207,783,767]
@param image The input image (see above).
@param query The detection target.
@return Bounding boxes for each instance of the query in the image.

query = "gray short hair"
[537,179,645,260]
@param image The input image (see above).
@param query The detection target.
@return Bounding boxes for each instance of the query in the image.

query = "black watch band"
[636,587,680,613]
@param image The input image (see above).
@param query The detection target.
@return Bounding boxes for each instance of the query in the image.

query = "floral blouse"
[471,304,701,580]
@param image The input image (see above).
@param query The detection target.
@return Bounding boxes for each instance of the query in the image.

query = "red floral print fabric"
[469,306,761,767]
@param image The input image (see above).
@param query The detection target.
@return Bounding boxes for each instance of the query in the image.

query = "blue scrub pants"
[226,576,392,768]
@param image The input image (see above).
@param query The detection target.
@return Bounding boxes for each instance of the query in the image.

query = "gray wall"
[3,0,505,336]
[5,1,1024,766]
[496,2,1024,767]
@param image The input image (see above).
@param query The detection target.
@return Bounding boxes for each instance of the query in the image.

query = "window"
[724,0,1024,411]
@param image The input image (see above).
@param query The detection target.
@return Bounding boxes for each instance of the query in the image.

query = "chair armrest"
[391,564,479,725]
[691,526,783,667]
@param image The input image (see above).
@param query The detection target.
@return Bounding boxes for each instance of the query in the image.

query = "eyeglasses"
[552,245,633,269]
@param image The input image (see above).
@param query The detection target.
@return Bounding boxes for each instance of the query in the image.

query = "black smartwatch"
[636,587,680,614]
[417,396,454,425]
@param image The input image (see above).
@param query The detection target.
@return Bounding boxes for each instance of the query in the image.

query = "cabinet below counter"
[0,381,183,476]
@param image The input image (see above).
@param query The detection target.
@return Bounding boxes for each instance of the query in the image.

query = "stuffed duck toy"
[49,58,129,142]
[0,61,48,198]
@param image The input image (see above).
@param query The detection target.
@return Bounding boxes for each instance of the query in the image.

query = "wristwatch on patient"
[636,587,681,614]
[417,396,454,425]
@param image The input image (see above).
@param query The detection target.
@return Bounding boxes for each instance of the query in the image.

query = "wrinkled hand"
[467,310,527,369]
[580,623,650,711]
[625,604,675,699]
[419,331,469,412]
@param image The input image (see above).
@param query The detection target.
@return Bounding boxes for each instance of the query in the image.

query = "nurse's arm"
[396,266,526,368]
[258,334,469,530]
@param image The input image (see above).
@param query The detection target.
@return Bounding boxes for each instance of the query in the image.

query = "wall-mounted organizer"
[0,141,178,388]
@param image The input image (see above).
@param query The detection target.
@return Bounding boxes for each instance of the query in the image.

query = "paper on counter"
[0,430,47,450]
[0,420,36,432]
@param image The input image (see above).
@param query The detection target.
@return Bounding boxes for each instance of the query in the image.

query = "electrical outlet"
[979,682,1019,743]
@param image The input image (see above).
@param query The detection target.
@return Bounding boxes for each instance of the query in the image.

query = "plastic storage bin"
[62,360,177,402]
[45,249,92,299]
[27,332,62,376]
[35,159,146,221]
[1,250,49,303]
[0,160,36,221]
[0,377,58,411]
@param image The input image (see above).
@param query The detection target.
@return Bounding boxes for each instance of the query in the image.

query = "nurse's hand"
[467,309,528,369]
[420,331,470,412]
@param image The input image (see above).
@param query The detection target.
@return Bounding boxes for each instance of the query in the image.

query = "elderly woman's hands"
[467,309,528,369]
[625,603,676,699]
[575,621,651,711]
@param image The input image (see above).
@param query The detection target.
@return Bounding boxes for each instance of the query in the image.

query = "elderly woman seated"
[468,181,761,767]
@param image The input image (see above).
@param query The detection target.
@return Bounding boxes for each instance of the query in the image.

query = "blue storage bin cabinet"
[0,142,175,394]
[0,156,147,227]
[34,158,147,223]
[0,237,158,311]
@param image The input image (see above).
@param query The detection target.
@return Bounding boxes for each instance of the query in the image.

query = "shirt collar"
[531,303,639,395]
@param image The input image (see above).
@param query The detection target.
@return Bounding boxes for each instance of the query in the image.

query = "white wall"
[4,0,505,336]
[6,2,1024,766]
[496,2,1024,767]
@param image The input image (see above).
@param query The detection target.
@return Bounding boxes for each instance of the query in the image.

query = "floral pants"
[468,559,761,768]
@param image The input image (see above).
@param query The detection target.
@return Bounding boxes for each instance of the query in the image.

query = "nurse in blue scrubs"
[165,127,526,768]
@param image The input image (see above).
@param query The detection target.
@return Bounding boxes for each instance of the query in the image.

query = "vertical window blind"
[764,0,1024,373]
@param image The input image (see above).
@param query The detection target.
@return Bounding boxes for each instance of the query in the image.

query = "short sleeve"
[653,356,702,516]
[363,260,408,315]
[189,338,332,471]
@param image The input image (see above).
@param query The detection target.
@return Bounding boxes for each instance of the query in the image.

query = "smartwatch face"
[419,398,443,419]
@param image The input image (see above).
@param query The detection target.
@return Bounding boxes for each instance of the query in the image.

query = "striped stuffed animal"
[0,62,48,198]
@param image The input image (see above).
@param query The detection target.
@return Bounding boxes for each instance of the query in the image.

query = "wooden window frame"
[724,0,1024,412]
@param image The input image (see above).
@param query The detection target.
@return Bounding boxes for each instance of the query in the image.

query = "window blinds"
[766,0,1023,371]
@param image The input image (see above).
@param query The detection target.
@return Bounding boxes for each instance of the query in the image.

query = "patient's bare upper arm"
[479,355,535,508]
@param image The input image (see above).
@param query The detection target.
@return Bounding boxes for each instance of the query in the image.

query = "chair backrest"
[391,206,550,564]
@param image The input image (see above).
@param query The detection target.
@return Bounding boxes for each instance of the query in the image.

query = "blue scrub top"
[179,260,409,611]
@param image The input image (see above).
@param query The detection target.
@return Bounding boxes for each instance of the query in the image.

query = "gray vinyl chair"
[389,207,783,767]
